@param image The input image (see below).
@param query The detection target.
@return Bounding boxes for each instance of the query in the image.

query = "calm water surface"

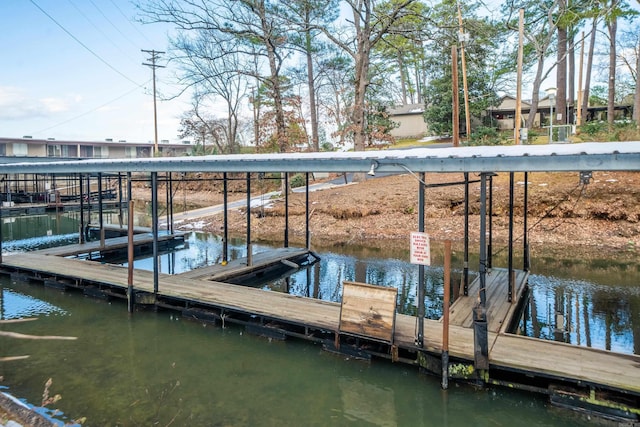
[1,213,638,425]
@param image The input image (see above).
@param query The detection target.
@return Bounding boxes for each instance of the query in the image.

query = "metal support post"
[151,172,159,294]
[223,173,228,264]
[79,173,85,244]
[305,173,310,249]
[246,173,252,266]
[417,172,426,347]
[474,172,490,371]
[284,173,289,248]
[508,172,514,302]
[463,172,469,296]
[523,172,530,271]
[98,173,104,247]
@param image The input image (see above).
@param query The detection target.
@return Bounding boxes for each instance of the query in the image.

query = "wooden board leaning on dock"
[2,253,639,396]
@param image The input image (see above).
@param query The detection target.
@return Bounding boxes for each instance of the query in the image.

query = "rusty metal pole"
[127,200,135,313]
[442,240,452,389]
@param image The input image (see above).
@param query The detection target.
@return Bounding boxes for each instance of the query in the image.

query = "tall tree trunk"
[398,52,408,104]
[526,53,546,129]
[607,10,618,129]
[634,38,640,128]
[305,9,319,152]
[581,18,598,123]
[352,11,372,153]
[568,30,576,124]
[556,0,567,125]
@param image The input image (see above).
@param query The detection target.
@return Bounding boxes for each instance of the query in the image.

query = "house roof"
[388,103,425,116]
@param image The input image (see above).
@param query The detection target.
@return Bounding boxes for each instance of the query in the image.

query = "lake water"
[1,212,638,425]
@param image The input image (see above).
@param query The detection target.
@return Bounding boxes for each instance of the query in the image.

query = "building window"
[13,143,27,156]
[48,145,62,157]
[80,145,93,158]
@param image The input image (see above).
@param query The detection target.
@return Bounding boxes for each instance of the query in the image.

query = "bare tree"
[319,0,418,152]
[141,0,291,151]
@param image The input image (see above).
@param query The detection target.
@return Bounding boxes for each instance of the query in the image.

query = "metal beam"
[1,142,639,174]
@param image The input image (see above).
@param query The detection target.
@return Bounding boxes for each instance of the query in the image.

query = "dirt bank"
[133,171,640,259]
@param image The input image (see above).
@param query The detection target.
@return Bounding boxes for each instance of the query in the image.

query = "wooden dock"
[1,249,639,419]
[176,247,313,282]
[35,231,185,258]
[449,268,529,333]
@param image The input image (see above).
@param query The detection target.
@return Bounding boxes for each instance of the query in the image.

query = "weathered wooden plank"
[339,281,397,343]
[448,268,528,333]
[36,232,183,257]
[177,247,309,281]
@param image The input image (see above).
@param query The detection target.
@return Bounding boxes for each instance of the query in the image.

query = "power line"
[66,0,139,65]
[29,0,141,86]
[108,0,156,46]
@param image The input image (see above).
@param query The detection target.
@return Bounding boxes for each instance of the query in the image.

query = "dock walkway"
[2,252,639,399]
[176,247,312,282]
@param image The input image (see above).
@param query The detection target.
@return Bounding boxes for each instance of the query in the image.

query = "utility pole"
[515,9,524,144]
[142,49,165,156]
[457,2,470,139]
[452,45,460,147]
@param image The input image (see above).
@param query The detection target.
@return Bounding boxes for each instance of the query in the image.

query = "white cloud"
[0,86,73,120]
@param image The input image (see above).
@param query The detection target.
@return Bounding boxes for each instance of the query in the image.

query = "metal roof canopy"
[1,141,639,174]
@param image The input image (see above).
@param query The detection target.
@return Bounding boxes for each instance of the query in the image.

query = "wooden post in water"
[127,200,135,313]
[442,240,452,389]
[118,173,123,228]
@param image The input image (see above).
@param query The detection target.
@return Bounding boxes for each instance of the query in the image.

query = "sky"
[0,0,191,143]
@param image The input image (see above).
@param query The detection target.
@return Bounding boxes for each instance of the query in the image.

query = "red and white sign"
[410,232,431,266]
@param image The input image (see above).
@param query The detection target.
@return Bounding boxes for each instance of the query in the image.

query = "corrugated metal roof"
[1,141,638,174]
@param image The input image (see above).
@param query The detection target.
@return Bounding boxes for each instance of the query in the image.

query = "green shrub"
[289,173,306,188]
[466,126,505,146]
[580,121,607,136]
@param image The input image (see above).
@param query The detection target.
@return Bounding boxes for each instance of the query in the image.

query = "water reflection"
[517,275,640,355]
[0,288,67,319]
